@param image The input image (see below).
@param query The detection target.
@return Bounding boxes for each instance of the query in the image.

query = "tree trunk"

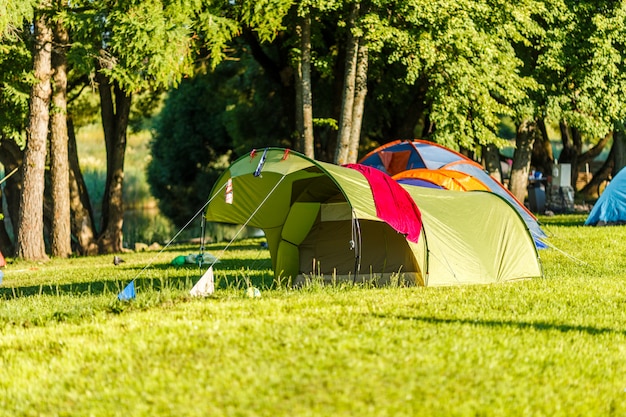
[482,144,502,183]
[610,130,626,175]
[68,118,98,255]
[294,20,303,153]
[347,44,368,163]
[0,139,23,254]
[558,121,574,163]
[15,6,52,261]
[534,118,554,178]
[0,143,23,255]
[96,68,131,254]
[0,192,11,255]
[300,12,314,158]
[50,10,72,258]
[580,138,616,199]
[509,118,537,203]
[334,2,360,164]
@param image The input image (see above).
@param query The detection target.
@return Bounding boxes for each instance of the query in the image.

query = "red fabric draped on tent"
[344,164,422,243]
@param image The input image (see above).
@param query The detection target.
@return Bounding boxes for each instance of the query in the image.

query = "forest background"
[2,0,626,260]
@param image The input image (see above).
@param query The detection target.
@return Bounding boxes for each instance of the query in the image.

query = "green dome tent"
[205,148,542,286]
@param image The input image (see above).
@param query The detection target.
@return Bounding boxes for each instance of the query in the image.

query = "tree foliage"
[0,36,31,146]
[363,0,540,151]
[5,0,626,254]
[148,55,289,227]
[0,0,35,40]
[507,0,626,199]
[525,1,626,140]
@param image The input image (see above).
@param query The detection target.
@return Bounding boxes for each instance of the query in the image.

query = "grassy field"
[1,214,625,416]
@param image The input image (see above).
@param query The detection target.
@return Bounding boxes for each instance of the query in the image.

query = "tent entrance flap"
[275,202,320,279]
[298,219,421,282]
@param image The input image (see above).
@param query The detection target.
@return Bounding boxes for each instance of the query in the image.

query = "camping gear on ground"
[547,163,575,213]
[585,167,626,226]
[358,139,547,246]
[171,253,219,266]
[204,148,543,287]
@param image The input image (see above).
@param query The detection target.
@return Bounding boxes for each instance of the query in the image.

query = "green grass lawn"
[1,215,626,416]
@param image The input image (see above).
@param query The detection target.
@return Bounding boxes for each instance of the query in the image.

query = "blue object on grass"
[117,280,136,301]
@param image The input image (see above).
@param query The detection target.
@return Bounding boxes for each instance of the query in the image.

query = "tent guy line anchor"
[188,172,288,298]
[119,171,288,300]
[117,180,228,300]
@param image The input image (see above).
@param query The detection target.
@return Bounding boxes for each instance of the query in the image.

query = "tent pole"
[351,212,361,283]
[198,215,206,269]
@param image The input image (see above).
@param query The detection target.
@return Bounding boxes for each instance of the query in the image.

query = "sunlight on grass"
[1,222,626,416]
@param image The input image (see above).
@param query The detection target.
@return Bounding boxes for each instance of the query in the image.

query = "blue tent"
[585,168,626,226]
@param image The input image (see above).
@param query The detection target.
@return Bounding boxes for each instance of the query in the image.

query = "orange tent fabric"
[379,150,412,176]
[393,169,489,192]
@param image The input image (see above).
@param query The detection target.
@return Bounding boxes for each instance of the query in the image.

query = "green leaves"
[86,0,199,90]
[0,0,35,40]
[237,0,293,42]
[535,1,626,141]
[0,36,30,146]
[365,0,538,149]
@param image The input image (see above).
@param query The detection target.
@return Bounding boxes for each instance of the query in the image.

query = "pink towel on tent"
[345,164,422,243]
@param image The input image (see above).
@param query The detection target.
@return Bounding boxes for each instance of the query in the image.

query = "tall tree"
[0,22,31,256]
[347,42,368,162]
[16,1,53,260]
[510,118,538,201]
[521,1,626,193]
[65,0,242,253]
[94,63,130,253]
[297,8,314,158]
[50,0,71,257]
[335,1,361,164]
[67,117,98,255]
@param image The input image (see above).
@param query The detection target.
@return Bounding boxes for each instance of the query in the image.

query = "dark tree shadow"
[371,313,624,337]
[0,254,274,300]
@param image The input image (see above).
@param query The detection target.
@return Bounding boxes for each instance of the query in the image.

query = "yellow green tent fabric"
[205,148,542,286]
[403,186,542,285]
